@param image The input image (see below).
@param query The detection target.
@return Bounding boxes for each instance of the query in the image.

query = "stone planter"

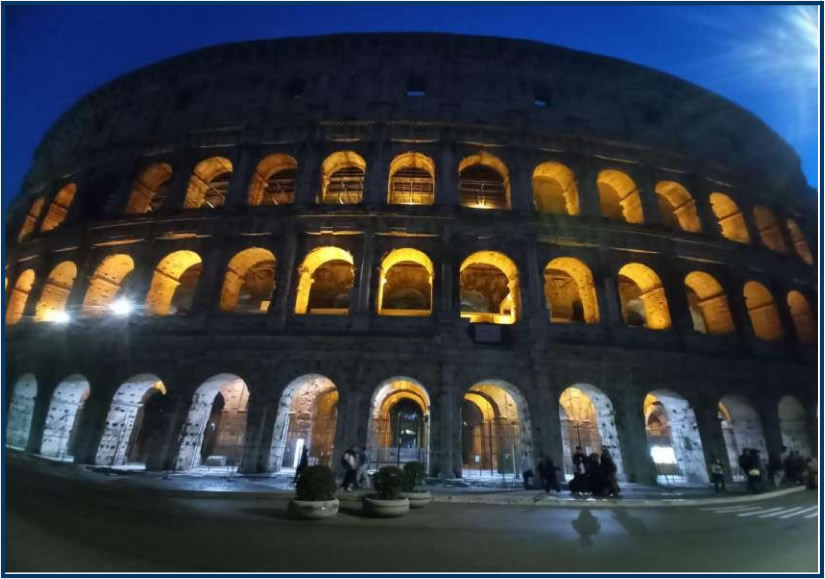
[400,490,432,509]
[288,498,340,520]
[362,495,410,517]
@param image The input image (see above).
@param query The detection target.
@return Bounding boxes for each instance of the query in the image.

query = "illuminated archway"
[460,251,520,324]
[35,261,77,322]
[377,248,433,316]
[544,257,599,323]
[248,154,297,206]
[684,272,735,334]
[787,290,815,344]
[644,390,708,484]
[597,170,643,223]
[18,197,45,242]
[719,395,767,481]
[269,375,339,471]
[6,269,36,325]
[125,163,173,215]
[82,254,135,315]
[787,219,813,265]
[388,152,435,205]
[175,374,250,471]
[617,263,671,330]
[778,395,812,457]
[183,157,233,209]
[319,151,366,204]
[5,374,37,450]
[145,250,203,315]
[41,184,77,232]
[709,193,749,243]
[559,385,624,480]
[458,152,510,209]
[40,375,90,460]
[655,181,700,232]
[533,162,579,216]
[743,281,783,341]
[294,246,355,315]
[367,378,431,470]
[219,248,277,313]
[753,206,788,253]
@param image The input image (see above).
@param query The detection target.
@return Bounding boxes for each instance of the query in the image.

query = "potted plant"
[400,461,432,508]
[288,465,339,520]
[363,466,409,517]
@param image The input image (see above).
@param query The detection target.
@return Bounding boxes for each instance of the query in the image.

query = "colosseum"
[3,33,817,487]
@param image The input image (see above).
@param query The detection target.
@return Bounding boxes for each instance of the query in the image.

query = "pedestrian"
[709,455,725,493]
[356,446,370,489]
[746,448,762,493]
[293,445,309,484]
[543,454,561,493]
[340,446,357,491]
[767,450,782,488]
[804,456,818,490]
[737,448,750,480]
[572,446,587,475]
[600,449,620,497]
[586,453,604,496]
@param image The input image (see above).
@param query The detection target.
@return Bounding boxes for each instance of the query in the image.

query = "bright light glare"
[45,310,71,324]
[109,298,134,317]
[650,445,677,465]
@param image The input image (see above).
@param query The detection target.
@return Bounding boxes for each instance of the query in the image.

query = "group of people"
[707,446,818,494]
[339,445,370,491]
[524,446,620,498]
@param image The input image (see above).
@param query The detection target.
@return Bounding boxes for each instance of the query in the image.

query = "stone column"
[364,135,390,207]
[224,147,256,208]
[740,202,762,246]
[615,388,657,484]
[694,189,722,240]
[190,242,228,315]
[271,223,299,327]
[21,260,53,322]
[25,387,52,454]
[71,394,108,465]
[756,396,784,459]
[534,374,563,466]
[239,392,276,474]
[525,238,549,329]
[693,396,731,481]
[508,156,532,213]
[294,142,320,207]
[162,155,199,210]
[636,171,662,227]
[147,394,189,471]
[353,227,376,330]
[436,144,458,207]
[572,163,601,218]
[437,363,459,478]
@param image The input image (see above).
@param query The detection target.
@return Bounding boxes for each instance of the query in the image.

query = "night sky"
[2,4,819,209]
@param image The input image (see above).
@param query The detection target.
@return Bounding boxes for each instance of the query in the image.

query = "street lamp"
[109,298,134,317]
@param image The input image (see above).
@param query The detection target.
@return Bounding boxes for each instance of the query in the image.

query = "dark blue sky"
[2,4,819,207]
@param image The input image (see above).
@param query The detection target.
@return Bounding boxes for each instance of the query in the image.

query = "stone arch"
[145,250,203,315]
[248,154,297,206]
[597,170,643,223]
[377,248,433,316]
[458,152,510,209]
[778,395,812,457]
[269,374,339,471]
[320,151,366,204]
[533,162,579,216]
[126,163,173,215]
[219,247,277,313]
[6,269,36,325]
[718,394,767,480]
[709,193,750,243]
[743,281,783,341]
[5,374,37,450]
[643,390,708,484]
[82,254,135,315]
[558,384,624,480]
[183,156,233,209]
[459,251,520,324]
[786,219,813,265]
[40,375,91,460]
[787,290,815,344]
[35,261,77,322]
[95,374,168,467]
[544,257,599,323]
[387,152,435,205]
[367,377,431,470]
[294,246,355,315]
[654,181,701,232]
[175,374,250,471]
[753,206,788,253]
[18,196,45,242]
[684,271,735,334]
[617,263,671,330]
[41,183,77,232]
[461,380,533,480]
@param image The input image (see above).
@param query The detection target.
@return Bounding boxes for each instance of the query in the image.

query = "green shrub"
[402,461,427,492]
[373,466,404,500]
[295,465,337,501]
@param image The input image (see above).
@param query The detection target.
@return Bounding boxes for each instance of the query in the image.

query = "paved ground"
[4,458,820,573]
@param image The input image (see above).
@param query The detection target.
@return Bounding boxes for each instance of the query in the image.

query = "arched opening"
[753,206,788,253]
[684,272,735,334]
[778,395,812,457]
[248,154,297,206]
[175,374,250,471]
[459,251,520,324]
[655,181,700,232]
[377,248,433,316]
[6,269,36,325]
[35,261,77,322]
[183,157,233,209]
[617,263,671,330]
[718,395,767,481]
[319,151,366,204]
[533,162,579,216]
[5,374,37,450]
[82,254,135,315]
[787,290,815,344]
[367,378,430,470]
[558,385,624,480]
[41,184,77,232]
[544,257,599,323]
[387,152,435,205]
[743,281,783,341]
[18,197,45,242]
[294,246,355,315]
[709,193,750,243]
[269,375,338,472]
[458,152,510,209]
[461,381,532,481]
[787,219,813,265]
[597,170,643,223]
[644,390,708,485]
[125,163,173,215]
[40,375,90,460]
[219,248,277,313]
[145,250,203,315]
[95,374,168,467]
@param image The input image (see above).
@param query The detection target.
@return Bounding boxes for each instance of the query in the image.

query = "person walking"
[293,445,309,484]
[746,448,762,493]
[340,446,357,491]
[543,454,561,493]
[355,446,370,489]
[600,449,620,497]
[709,455,725,493]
